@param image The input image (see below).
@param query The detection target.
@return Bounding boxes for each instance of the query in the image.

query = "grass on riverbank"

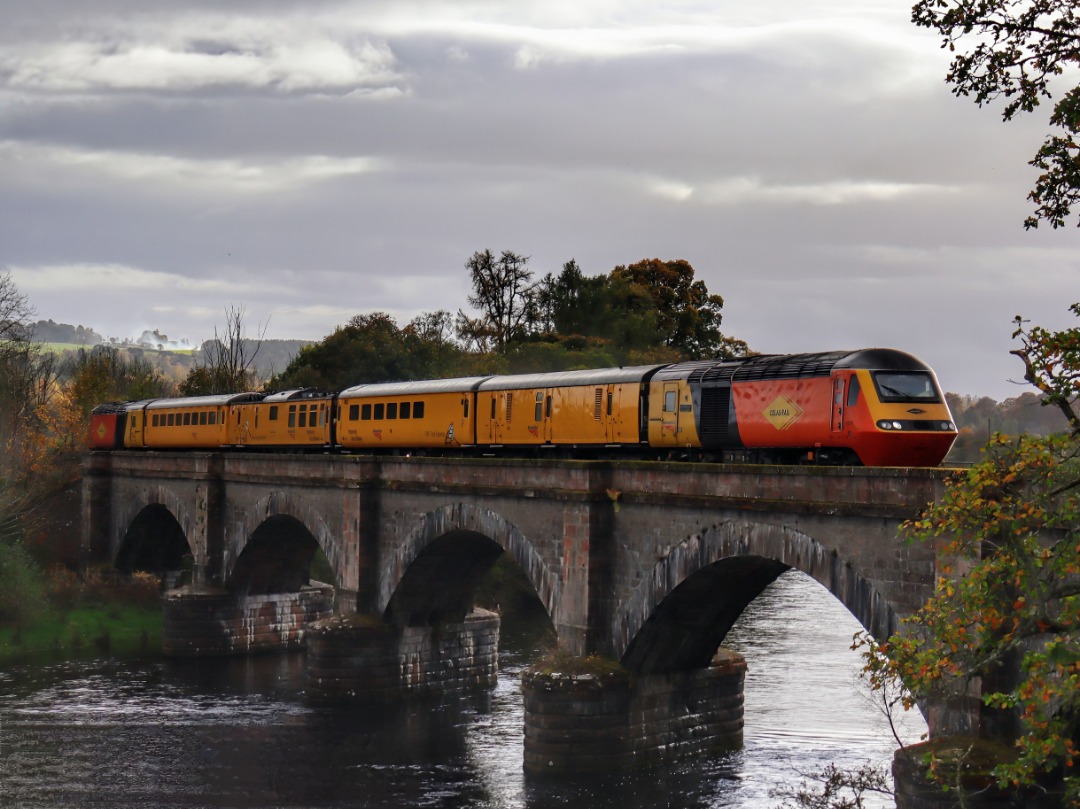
[0,603,162,661]
[0,567,164,663]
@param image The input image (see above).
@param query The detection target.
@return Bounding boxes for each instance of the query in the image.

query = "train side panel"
[337,391,475,450]
[88,409,124,450]
[145,404,230,449]
[232,399,332,448]
[730,376,834,453]
[479,387,547,445]
[549,383,643,445]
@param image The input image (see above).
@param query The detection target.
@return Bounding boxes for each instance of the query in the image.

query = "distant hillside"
[35,319,311,389]
[192,338,310,381]
[34,319,103,345]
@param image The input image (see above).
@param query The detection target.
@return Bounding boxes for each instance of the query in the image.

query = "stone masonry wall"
[162,582,334,656]
[522,649,745,775]
[306,608,500,701]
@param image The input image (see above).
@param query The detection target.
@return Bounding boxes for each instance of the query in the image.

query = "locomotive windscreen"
[871,371,940,403]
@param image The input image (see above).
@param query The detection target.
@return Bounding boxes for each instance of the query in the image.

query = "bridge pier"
[305,609,500,701]
[161,583,334,656]
[521,649,746,775]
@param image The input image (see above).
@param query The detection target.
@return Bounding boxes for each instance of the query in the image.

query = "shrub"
[0,541,48,627]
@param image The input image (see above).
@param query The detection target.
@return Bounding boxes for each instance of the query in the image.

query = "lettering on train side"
[763,396,804,430]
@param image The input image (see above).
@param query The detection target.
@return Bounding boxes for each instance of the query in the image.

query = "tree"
[55,347,174,450]
[611,258,745,359]
[180,305,264,395]
[0,273,58,490]
[271,311,488,391]
[1012,303,1080,433]
[458,249,536,352]
[854,309,1080,804]
[911,0,1080,229]
[0,273,55,628]
[860,433,1079,804]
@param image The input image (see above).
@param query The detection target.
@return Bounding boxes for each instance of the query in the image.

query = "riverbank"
[0,603,162,662]
[0,566,164,663]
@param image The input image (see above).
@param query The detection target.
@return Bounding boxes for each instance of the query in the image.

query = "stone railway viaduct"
[82,451,962,773]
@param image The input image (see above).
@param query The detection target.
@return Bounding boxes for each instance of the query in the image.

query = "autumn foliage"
[859,303,1080,805]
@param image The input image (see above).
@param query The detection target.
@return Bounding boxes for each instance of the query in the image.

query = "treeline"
[271,253,746,391]
[945,391,1071,463]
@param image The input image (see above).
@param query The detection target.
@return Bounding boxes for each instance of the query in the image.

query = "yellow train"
[89,349,958,466]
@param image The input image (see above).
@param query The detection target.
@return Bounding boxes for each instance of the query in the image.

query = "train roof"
[339,376,493,398]
[90,399,156,415]
[656,349,935,384]
[477,365,666,392]
[262,388,332,403]
[144,392,265,409]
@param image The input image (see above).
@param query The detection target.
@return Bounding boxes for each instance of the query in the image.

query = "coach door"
[661,381,680,445]
[832,373,846,432]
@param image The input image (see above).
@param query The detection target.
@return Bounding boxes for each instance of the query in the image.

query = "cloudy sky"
[2,0,1078,400]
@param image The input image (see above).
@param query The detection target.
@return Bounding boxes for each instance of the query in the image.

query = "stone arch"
[232,491,338,587]
[114,485,194,566]
[380,502,558,625]
[613,520,899,672]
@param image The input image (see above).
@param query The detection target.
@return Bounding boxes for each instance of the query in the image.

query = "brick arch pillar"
[612,520,901,665]
[235,490,339,590]
[384,502,560,628]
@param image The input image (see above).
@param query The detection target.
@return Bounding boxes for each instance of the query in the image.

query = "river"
[0,571,926,808]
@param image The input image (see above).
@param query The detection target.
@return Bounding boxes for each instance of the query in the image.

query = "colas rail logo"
[763,395,804,431]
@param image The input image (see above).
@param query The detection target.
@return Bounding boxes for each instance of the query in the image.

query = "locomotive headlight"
[877,420,893,430]
[941,421,954,431]
[892,421,903,430]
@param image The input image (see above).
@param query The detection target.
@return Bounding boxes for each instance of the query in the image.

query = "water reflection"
[0,571,925,808]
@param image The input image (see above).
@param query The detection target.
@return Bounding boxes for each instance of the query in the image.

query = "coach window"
[414,401,425,419]
[546,395,552,418]
[664,390,676,412]
[374,403,385,420]
[183,413,191,426]
[151,414,159,427]
[847,376,861,408]
[400,402,411,419]
[349,404,360,421]
[361,403,371,420]
[269,405,279,421]
[298,404,308,428]
[490,398,496,419]
[534,392,543,422]
[200,412,208,426]
[288,405,296,428]
[607,390,613,417]
[387,402,397,420]
[209,411,217,425]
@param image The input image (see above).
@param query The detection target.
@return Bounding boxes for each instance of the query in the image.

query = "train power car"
[663,348,956,466]
[88,347,957,466]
